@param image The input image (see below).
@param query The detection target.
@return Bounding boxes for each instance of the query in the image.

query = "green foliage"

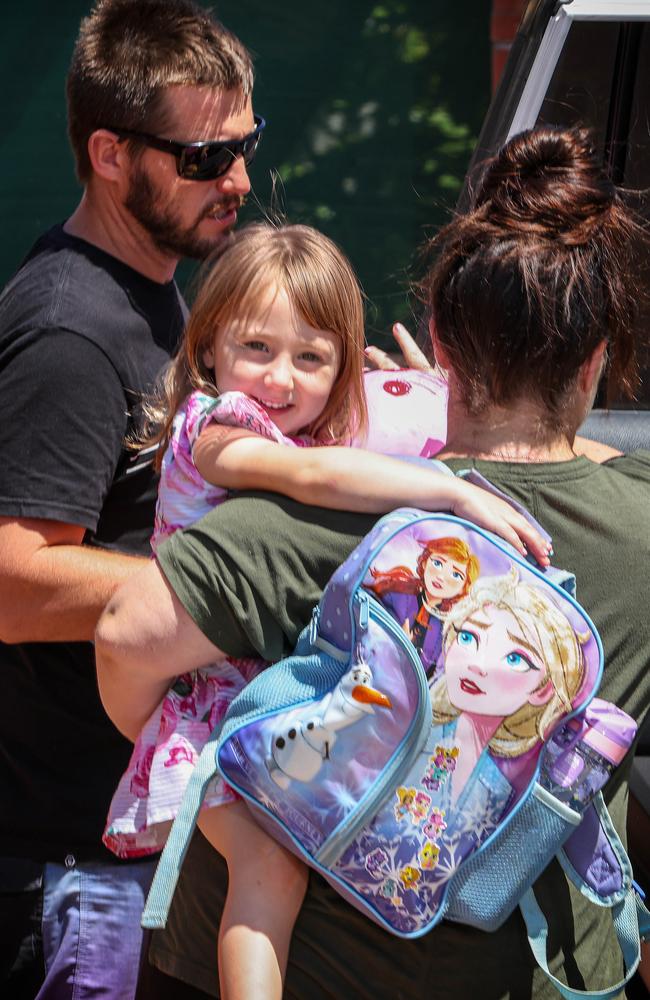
[0,1,491,346]
[228,0,491,344]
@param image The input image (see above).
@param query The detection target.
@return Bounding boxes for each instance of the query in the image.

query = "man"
[0,1,259,996]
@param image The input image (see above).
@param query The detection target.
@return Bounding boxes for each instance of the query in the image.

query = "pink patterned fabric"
[104,391,309,858]
[152,390,310,552]
[104,378,450,857]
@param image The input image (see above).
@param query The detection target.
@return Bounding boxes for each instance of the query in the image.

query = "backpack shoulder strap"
[141,728,222,928]
[519,794,650,999]
[457,466,576,595]
[520,882,648,1000]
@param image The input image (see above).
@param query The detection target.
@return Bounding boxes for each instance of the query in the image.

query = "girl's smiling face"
[444,603,551,717]
[204,284,342,436]
[423,553,468,604]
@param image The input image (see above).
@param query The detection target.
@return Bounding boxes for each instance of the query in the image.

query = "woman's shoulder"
[601,449,650,483]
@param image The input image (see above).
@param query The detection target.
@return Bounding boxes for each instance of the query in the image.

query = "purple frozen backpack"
[144,502,648,999]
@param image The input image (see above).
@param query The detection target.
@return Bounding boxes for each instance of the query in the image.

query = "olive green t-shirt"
[152,454,650,1000]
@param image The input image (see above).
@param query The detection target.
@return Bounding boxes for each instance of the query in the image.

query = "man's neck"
[438,383,577,464]
[65,190,178,284]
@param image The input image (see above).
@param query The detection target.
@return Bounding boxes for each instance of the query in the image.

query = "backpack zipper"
[314,593,431,868]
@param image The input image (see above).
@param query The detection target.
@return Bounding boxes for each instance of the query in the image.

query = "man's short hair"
[67,0,254,182]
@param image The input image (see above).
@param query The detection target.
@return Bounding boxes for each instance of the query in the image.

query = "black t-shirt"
[0,225,185,862]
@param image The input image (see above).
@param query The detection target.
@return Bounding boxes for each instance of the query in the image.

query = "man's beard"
[125,163,241,261]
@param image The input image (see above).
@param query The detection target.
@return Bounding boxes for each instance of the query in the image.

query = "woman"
[411,124,650,995]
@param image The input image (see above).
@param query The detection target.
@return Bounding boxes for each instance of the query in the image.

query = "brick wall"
[491,0,529,91]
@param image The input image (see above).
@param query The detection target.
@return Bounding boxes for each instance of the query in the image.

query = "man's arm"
[0,331,154,642]
[0,517,146,643]
[95,558,225,740]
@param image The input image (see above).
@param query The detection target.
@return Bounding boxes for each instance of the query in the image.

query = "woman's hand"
[449,479,552,566]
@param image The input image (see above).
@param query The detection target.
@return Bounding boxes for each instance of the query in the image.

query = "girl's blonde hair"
[431,569,587,757]
[143,223,367,463]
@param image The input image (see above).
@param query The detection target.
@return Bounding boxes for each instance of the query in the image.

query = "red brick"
[491,0,528,91]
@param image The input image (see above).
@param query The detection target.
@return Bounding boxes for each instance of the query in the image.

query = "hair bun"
[476,127,615,245]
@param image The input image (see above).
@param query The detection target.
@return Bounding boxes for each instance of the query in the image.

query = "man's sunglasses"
[107,115,265,181]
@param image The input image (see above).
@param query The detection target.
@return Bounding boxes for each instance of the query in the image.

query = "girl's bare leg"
[198,800,308,1000]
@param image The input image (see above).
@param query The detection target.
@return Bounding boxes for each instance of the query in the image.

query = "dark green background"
[0,2,490,345]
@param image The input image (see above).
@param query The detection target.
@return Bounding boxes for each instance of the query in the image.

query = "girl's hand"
[449,480,552,567]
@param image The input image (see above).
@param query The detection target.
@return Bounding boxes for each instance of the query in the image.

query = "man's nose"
[218,153,251,197]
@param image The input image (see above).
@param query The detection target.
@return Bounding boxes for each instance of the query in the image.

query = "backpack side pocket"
[445,783,581,931]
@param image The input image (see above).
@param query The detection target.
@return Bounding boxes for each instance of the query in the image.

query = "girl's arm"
[193,427,551,564]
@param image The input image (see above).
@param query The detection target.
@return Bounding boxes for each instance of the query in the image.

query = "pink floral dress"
[103,390,310,858]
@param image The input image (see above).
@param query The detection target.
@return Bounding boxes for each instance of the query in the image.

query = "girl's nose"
[265,357,294,391]
[468,659,487,677]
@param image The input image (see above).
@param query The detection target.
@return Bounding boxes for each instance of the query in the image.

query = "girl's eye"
[243,340,269,353]
[456,628,477,649]
[452,570,464,582]
[299,351,323,364]
[505,650,539,673]
[431,558,443,569]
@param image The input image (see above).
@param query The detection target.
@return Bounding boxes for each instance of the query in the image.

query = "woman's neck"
[437,382,577,463]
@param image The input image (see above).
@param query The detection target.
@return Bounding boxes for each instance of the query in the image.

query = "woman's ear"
[428,318,450,373]
[579,340,608,395]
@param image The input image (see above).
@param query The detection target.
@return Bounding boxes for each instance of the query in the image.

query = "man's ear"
[86,129,131,183]
[428,318,451,372]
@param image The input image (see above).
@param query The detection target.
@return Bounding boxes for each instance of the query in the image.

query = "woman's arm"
[95,560,225,740]
[193,427,551,564]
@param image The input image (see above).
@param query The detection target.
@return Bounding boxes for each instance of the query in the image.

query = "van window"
[536,20,650,407]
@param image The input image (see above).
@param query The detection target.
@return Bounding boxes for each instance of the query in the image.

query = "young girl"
[103,223,550,1000]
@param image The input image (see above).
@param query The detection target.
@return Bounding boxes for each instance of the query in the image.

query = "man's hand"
[364,322,436,373]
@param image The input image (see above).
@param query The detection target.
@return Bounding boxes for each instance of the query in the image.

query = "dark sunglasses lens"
[242,133,262,167]
[179,124,263,180]
[180,145,233,180]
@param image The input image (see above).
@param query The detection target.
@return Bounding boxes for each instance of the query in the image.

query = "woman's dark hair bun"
[424,124,644,415]
[475,127,615,245]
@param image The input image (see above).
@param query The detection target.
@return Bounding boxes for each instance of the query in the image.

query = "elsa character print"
[429,569,586,820]
[368,536,480,677]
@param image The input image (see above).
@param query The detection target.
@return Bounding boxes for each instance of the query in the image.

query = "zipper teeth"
[314,597,430,867]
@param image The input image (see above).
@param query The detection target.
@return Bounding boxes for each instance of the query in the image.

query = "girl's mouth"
[255,397,293,413]
[460,679,484,695]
